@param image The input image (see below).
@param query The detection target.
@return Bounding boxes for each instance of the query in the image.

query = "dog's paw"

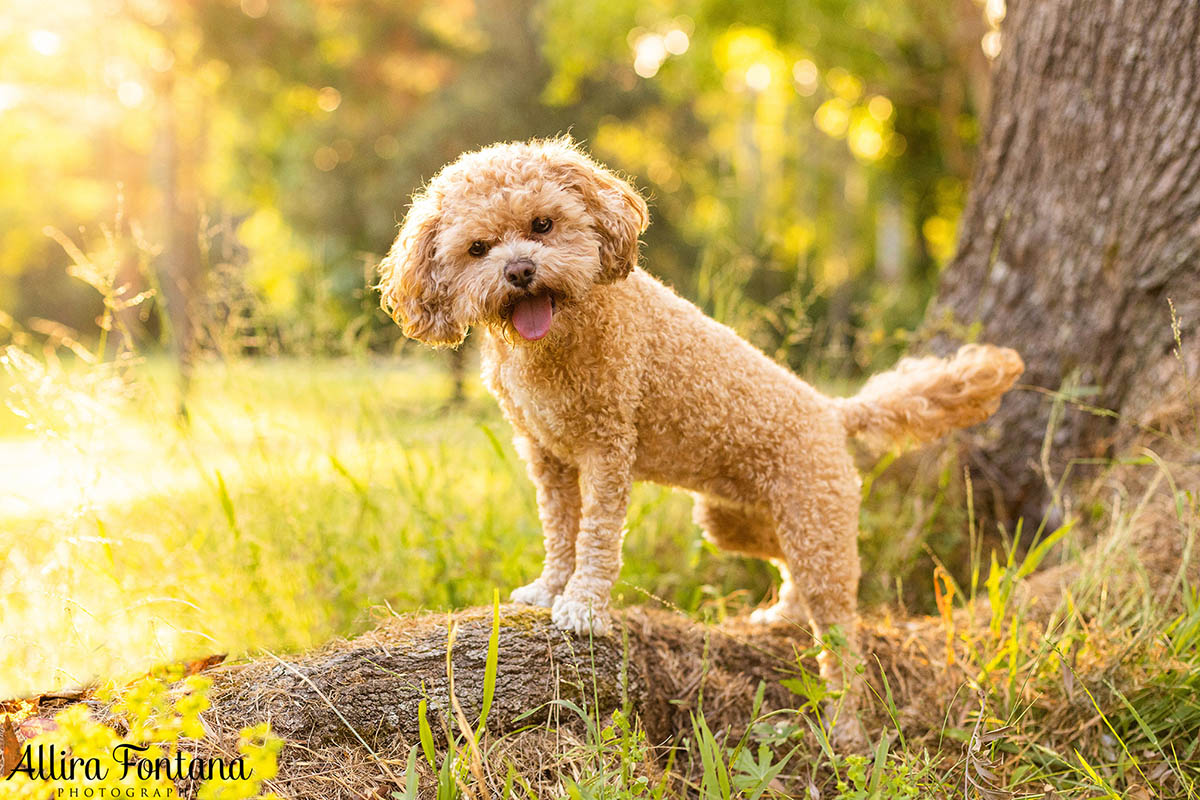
[510,580,557,608]
[749,602,803,626]
[551,595,612,636]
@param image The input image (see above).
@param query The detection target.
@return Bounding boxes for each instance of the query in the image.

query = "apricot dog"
[379,137,1023,713]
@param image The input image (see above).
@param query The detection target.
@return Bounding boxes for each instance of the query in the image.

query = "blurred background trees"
[0,0,1001,379]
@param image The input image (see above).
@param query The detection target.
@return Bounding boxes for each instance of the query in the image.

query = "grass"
[2,347,1198,798]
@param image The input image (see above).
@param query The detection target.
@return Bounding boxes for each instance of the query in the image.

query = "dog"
[378,136,1023,723]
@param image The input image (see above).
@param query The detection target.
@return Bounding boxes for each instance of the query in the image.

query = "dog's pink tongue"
[511,295,554,340]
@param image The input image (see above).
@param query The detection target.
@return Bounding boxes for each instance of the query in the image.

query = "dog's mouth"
[506,293,558,341]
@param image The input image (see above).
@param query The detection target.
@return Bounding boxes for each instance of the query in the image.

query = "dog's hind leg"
[692,496,804,618]
[764,471,861,665]
[748,561,809,625]
[763,453,865,745]
[510,437,581,608]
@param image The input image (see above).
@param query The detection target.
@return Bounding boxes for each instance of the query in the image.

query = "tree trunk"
[448,344,468,405]
[928,0,1200,520]
[152,64,206,416]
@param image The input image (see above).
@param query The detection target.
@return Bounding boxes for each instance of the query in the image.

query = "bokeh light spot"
[985,0,1006,26]
[647,158,680,191]
[814,98,850,138]
[867,95,893,121]
[663,29,689,55]
[982,30,1003,59]
[241,0,269,18]
[744,62,772,91]
[149,48,175,73]
[0,84,22,112]
[314,146,339,171]
[317,86,342,112]
[633,33,667,78]
[792,59,818,96]
[374,135,400,160]
[117,80,146,108]
[922,215,958,262]
[826,67,862,102]
[849,125,884,160]
[29,30,61,56]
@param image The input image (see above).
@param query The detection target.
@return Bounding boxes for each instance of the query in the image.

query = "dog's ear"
[555,149,649,283]
[377,194,467,348]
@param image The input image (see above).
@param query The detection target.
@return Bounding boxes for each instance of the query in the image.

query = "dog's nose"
[504,258,537,288]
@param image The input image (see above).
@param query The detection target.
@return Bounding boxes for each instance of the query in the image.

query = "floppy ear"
[377,193,467,348]
[555,149,649,283]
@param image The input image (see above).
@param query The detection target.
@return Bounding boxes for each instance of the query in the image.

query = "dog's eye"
[531,217,553,234]
[468,241,490,257]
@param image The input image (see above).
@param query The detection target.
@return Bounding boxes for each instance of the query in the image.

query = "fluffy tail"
[837,344,1024,446]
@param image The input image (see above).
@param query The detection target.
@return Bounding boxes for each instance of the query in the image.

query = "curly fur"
[378,137,1024,726]
[837,345,1026,447]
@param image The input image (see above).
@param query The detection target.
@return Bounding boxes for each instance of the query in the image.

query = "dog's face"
[378,138,649,347]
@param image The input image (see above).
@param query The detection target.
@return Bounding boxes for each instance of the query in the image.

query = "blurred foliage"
[538,0,993,375]
[0,0,993,374]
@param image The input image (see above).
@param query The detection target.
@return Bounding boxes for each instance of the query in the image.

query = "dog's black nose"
[504,258,536,288]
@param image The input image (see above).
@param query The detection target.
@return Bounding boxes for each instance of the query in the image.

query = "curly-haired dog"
[378,137,1023,717]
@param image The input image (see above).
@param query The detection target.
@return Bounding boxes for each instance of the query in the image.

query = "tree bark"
[928,0,1200,519]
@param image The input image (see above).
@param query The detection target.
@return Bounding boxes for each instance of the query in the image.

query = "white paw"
[551,594,611,636]
[749,602,802,626]
[510,580,557,608]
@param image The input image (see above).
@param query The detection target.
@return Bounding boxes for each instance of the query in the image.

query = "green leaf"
[1015,521,1073,579]
[418,698,436,769]
[214,470,239,536]
[476,589,501,736]
[391,745,420,800]
[477,423,508,462]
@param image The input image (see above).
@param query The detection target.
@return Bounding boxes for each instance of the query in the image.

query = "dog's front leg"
[510,437,581,608]
[551,448,633,636]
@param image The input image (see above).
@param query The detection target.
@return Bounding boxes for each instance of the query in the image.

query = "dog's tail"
[836,344,1024,446]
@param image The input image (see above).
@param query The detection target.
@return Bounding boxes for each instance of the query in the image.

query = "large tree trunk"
[151,45,206,416]
[929,0,1200,520]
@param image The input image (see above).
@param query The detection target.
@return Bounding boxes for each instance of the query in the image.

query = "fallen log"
[185,604,971,799]
[209,605,801,750]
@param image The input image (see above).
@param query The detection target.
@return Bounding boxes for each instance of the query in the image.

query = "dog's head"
[378,137,649,347]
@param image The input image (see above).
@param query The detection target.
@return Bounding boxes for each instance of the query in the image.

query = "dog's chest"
[484,348,596,461]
